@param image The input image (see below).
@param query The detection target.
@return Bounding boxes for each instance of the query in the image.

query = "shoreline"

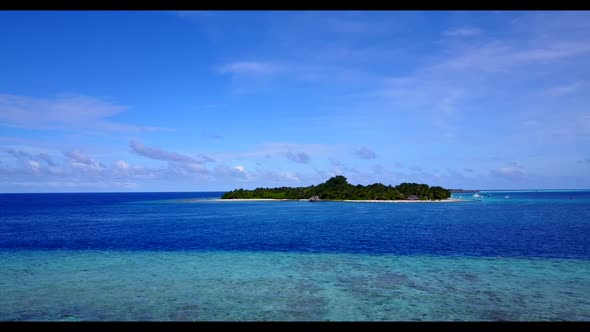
[184,198,465,203]
[341,198,464,203]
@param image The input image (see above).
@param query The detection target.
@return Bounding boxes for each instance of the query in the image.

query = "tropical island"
[221,175,452,201]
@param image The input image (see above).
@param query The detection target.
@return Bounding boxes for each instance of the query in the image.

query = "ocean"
[0,191,588,321]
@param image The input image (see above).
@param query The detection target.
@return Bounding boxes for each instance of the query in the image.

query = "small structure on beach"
[406,195,419,200]
[309,196,321,202]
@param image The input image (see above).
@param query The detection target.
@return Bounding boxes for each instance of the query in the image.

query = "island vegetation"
[221,175,451,201]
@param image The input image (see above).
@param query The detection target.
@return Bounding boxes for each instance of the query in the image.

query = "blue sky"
[1,11,589,192]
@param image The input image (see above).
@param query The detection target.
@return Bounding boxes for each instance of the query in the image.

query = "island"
[221,175,452,201]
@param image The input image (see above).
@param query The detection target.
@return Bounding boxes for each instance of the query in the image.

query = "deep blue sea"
[0,191,588,321]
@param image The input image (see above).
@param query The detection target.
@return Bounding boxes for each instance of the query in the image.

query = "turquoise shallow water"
[0,250,588,321]
[0,191,589,321]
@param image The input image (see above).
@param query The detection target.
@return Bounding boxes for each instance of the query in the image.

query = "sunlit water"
[0,191,588,321]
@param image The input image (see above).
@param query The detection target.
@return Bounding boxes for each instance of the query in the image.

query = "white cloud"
[380,20,590,143]
[28,160,40,175]
[354,146,377,160]
[220,61,277,75]
[250,169,304,186]
[112,160,134,176]
[438,90,465,116]
[441,41,590,73]
[490,162,526,181]
[166,161,210,176]
[442,27,481,37]
[211,142,338,162]
[3,148,57,166]
[114,160,130,171]
[284,171,300,182]
[130,140,213,164]
[545,81,585,97]
[184,162,209,174]
[328,159,360,179]
[0,93,168,133]
[284,151,311,164]
[210,164,248,180]
[64,150,93,165]
[63,149,106,172]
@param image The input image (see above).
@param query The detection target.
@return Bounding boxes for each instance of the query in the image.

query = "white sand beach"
[340,198,464,203]
[185,198,464,203]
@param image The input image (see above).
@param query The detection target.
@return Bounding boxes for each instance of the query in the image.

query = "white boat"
[505,195,510,199]
[472,193,482,198]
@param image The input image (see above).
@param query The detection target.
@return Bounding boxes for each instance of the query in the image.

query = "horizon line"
[1,188,590,194]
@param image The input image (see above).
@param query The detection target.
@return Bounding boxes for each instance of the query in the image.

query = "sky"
[0,10,589,192]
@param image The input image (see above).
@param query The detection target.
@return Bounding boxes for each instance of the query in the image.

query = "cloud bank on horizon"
[0,11,589,192]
